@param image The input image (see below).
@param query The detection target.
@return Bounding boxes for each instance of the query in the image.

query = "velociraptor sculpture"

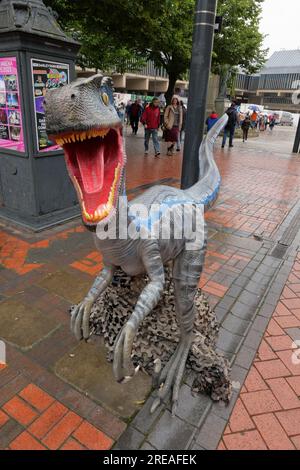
[45,75,228,415]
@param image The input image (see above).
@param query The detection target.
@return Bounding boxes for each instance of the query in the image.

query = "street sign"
[215,16,223,34]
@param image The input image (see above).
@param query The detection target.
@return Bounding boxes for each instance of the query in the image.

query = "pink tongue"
[76,143,104,194]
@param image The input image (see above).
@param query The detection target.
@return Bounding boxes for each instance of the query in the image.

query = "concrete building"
[77,60,189,96]
[234,50,300,113]
[76,59,221,112]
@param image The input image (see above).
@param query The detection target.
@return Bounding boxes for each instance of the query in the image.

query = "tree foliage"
[44,0,267,99]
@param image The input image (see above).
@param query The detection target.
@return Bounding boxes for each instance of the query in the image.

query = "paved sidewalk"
[0,124,300,450]
[219,251,300,450]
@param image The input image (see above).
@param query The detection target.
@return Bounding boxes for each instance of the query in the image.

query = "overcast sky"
[260,0,300,57]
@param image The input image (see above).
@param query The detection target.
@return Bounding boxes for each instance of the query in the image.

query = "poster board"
[31,59,69,153]
[0,57,25,152]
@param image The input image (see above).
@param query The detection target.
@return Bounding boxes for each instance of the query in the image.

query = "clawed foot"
[151,336,192,416]
[71,298,94,340]
[113,322,140,384]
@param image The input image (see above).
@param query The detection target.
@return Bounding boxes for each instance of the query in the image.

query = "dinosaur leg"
[151,246,205,416]
[113,243,165,382]
[71,265,115,340]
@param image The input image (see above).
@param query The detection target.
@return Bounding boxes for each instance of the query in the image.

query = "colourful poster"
[0,57,25,152]
[31,59,69,153]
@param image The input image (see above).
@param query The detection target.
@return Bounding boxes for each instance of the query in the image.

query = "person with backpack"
[222,102,238,148]
[241,113,251,142]
[128,99,143,135]
[141,97,161,157]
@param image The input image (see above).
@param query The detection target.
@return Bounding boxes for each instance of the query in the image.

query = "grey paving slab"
[147,411,195,450]
[113,426,145,450]
[222,313,251,337]
[216,328,244,355]
[195,413,227,450]
[235,345,257,370]
[131,395,163,435]
[252,315,270,333]
[174,385,211,427]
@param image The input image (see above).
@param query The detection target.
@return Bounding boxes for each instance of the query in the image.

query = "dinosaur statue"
[45,74,228,415]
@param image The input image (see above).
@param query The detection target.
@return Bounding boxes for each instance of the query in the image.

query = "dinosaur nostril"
[71,94,76,99]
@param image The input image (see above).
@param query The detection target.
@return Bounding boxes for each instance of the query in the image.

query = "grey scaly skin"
[45,75,228,415]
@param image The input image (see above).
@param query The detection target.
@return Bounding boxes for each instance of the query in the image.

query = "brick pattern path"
[2,384,113,450]
[1,126,300,449]
[219,252,300,450]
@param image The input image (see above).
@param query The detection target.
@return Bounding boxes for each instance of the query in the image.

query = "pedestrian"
[250,110,258,129]
[141,97,161,157]
[259,115,265,131]
[125,100,132,125]
[269,115,276,131]
[129,99,143,135]
[241,113,251,142]
[117,102,126,122]
[206,110,219,132]
[176,101,187,151]
[222,102,238,148]
[164,96,183,156]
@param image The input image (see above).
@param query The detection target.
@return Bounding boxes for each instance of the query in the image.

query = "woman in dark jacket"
[241,114,251,142]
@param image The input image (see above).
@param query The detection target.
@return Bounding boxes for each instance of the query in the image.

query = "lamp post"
[181,0,218,189]
[293,118,300,154]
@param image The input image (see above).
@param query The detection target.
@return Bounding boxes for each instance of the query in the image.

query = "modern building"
[77,60,189,96]
[76,59,221,113]
[234,50,300,113]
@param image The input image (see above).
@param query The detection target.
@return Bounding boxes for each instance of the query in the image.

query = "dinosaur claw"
[121,376,133,384]
[119,365,140,384]
[171,401,178,418]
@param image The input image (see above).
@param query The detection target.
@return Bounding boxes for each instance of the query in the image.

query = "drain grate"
[270,242,289,259]
[280,208,300,246]
[270,207,300,259]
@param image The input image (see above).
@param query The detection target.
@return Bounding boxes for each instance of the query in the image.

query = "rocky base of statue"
[72,268,232,404]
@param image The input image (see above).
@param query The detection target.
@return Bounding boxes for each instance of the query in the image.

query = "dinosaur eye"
[102,92,109,106]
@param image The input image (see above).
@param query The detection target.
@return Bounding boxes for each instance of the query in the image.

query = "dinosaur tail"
[184,113,228,209]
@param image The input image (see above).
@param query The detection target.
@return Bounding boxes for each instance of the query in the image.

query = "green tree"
[45,0,267,101]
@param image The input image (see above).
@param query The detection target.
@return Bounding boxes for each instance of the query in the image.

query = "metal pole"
[293,118,300,154]
[181,0,218,189]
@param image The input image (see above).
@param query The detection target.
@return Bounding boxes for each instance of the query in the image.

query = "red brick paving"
[0,384,113,450]
[1,128,300,449]
[219,253,300,450]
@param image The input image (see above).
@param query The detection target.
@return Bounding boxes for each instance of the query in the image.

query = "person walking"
[269,115,276,131]
[117,102,126,123]
[222,102,238,148]
[206,110,219,132]
[241,113,251,142]
[176,101,187,151]
[129,99,143,135]
[164,96,182,156]
[141,97,161,157]
[250,110,258,129]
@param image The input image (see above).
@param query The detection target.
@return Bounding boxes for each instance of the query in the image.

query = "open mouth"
[51,127,124,225]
